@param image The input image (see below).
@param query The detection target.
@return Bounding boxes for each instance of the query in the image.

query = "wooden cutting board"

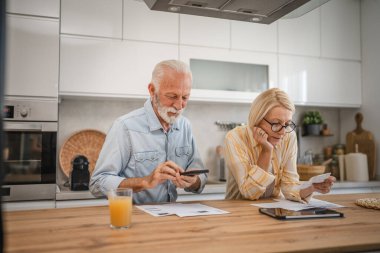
[346,113,376,180]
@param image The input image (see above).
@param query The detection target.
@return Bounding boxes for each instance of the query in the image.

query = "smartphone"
[180,169,209,176]
[259,207,344,220]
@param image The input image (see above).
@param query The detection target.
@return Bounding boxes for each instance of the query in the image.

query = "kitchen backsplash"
[57,98,343,185]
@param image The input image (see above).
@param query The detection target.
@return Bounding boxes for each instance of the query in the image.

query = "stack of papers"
[136,203,230,217]
[252,198,344,211]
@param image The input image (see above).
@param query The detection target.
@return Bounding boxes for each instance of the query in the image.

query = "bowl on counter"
[297,164,326,181]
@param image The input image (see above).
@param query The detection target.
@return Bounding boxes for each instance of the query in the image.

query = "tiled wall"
[57,98,344,186]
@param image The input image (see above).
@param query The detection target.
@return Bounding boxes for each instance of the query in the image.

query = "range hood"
[143,0,326,24]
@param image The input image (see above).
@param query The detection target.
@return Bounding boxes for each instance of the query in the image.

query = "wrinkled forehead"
[159,70,192,94]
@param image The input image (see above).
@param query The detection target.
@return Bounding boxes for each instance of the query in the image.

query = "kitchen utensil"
[216,145,226,182]
[346,113,376,180]
[60,129,106,178]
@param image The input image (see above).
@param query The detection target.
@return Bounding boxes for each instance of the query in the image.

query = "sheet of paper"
[251,198,344,211]
[295,172,331,190]
[136,203,229,217]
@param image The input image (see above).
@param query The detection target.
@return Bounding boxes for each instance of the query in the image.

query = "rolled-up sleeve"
[90,120,131,197]
[224,130,275,200]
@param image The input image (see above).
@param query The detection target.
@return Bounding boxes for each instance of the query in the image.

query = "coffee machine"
[70,155,90,191]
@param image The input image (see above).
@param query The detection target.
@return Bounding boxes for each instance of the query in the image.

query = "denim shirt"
[90,99,207,204]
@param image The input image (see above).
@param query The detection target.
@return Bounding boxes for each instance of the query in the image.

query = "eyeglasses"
[263,118,296,133]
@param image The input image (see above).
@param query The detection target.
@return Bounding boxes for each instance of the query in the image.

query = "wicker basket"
[297,164,326,181]
[59,129,106,178]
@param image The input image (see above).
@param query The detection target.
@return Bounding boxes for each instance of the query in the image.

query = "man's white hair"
[151,60,192,91]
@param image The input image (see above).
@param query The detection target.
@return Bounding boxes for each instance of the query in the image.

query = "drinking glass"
[108,188,133,229]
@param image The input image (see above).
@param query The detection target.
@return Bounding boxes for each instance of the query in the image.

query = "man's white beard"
[154,94,184,125]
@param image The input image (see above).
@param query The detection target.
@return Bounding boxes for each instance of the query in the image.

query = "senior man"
[90,60,207,204]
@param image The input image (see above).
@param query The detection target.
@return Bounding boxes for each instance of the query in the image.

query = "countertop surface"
[56,181,380,201]
[5,193,380,253]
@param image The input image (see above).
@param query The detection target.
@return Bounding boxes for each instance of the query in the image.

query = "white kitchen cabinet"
[5,14,59,98]
[321,0,361,60]
[278,55,361,107]
[6,0,60,18]
[231,20,277,53]
[278,7,320,57]
[180,14,230,49]
[61,0,122,39]
[60,35,178,98]
[180,45,278,103]
[123,0,179,44]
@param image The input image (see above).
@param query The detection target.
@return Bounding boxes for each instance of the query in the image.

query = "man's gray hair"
[151,60,192,91]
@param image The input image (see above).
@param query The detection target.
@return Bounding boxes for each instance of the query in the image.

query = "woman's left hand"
[312,176,336,194]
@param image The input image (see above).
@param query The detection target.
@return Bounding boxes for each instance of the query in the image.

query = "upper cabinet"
[321,0,361,60]
[180,14,230,48]
[123,0,179,44]
[61,0,122,39]
[5,14,59,98]
[180,45,278,103]
[231,20,277,53]
[278,55,361,107]
[60,36,178,97]
[6,0,60,18]
[278,7,320,57]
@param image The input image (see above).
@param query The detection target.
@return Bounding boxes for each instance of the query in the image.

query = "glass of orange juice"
[108,188,133,229]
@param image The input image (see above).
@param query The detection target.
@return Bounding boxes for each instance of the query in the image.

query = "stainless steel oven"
[2,97,57,201]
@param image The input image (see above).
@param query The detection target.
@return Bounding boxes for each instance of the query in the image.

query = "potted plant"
[302,111,323,136]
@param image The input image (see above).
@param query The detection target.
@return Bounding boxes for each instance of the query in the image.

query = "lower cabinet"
[278,55,361,107]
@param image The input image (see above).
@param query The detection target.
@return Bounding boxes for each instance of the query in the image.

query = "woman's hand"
[253,126,273,152]
[312,176,336,194]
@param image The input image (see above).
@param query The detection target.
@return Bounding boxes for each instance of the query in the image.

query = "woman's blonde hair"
[248,88,295,128]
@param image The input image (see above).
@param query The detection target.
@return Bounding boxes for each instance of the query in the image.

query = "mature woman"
[224,88,334,203]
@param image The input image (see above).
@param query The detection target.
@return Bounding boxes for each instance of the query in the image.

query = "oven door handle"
[4,122,57,132]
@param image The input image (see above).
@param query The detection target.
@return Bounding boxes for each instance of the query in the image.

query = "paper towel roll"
[344,153,369,182]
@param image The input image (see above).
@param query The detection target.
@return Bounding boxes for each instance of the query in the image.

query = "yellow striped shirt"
[224,125,310,203]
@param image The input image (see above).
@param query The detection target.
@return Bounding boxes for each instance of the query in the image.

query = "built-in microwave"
[1,97,57,201]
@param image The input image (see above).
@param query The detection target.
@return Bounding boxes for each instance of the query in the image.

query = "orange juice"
[109,196,132,228]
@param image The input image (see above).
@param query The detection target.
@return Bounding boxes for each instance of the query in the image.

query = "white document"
[295,172,332,190]
[251,198,344,211]
[136,203,230,217]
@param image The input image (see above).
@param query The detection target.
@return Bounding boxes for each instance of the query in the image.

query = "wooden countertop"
[4,193,380,253]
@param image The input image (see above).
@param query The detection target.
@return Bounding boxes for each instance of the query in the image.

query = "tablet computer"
[259,208,344,220]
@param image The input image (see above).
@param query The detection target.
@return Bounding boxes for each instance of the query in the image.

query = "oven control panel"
[4,104,31,120]
[3,97,58,121]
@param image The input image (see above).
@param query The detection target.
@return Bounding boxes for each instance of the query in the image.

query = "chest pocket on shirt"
[133,151,159,175]
[175,146,192,166]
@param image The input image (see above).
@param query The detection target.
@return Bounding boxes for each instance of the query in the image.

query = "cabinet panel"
[180,14,230,48]
[231,20,277,53]
[60,36,178,97]
[61,0,122,39]
[321,0,361,60]
[180,46,278,103]
[5,15,59,98]
[278,7,320,57]
[123,0,179,44]
[278,55,361,107]
[6,0,60,18]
